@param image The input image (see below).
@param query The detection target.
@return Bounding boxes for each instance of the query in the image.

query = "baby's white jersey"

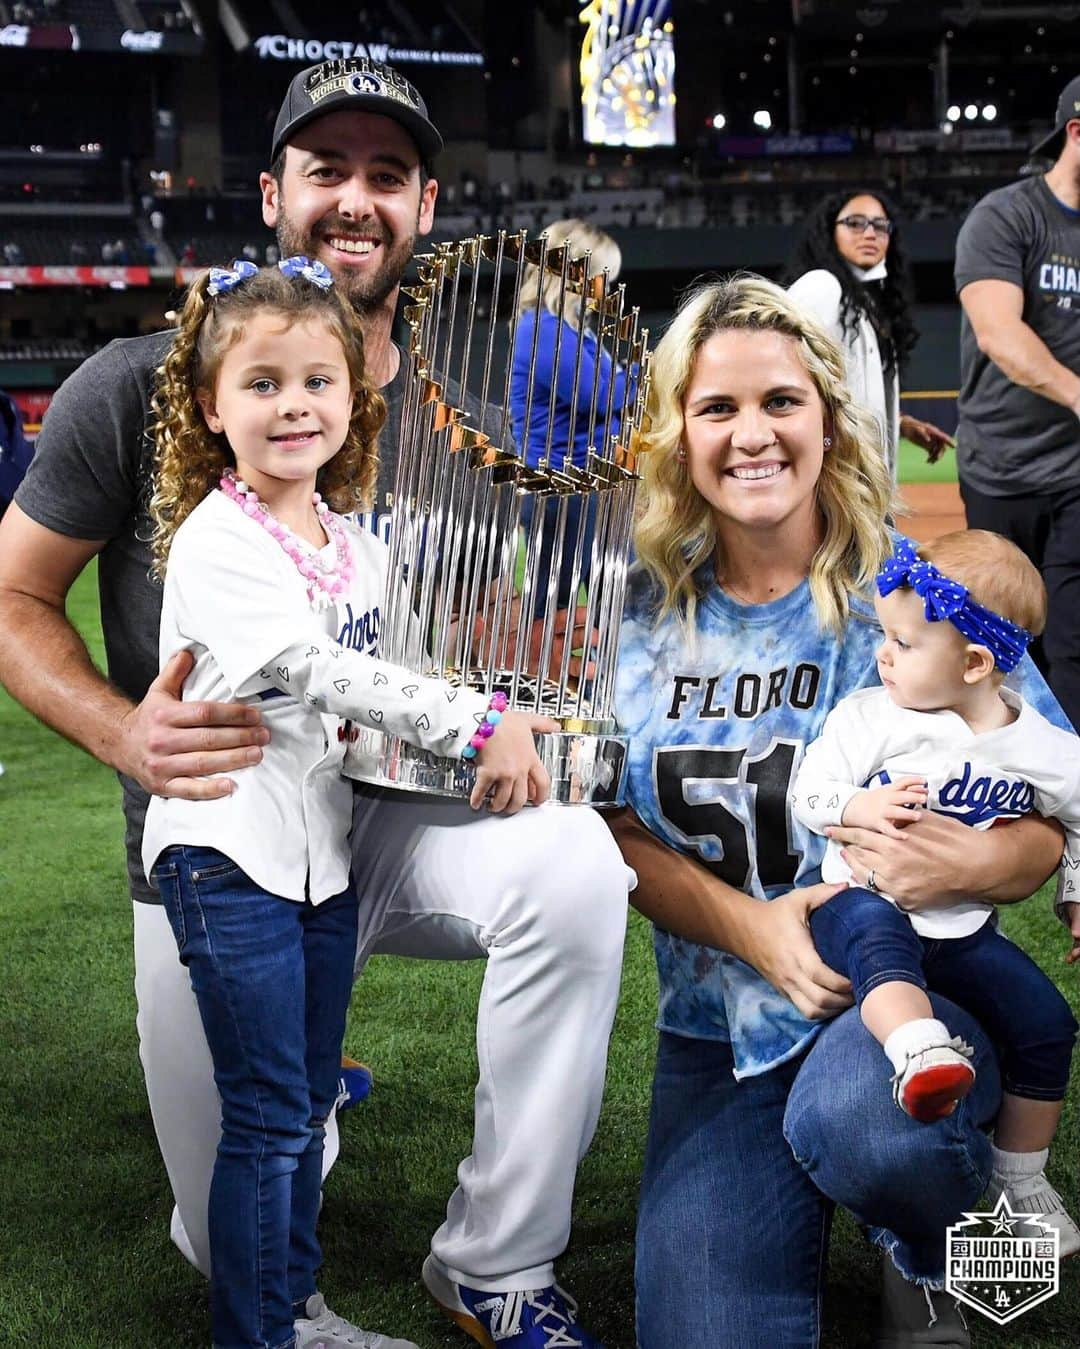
[142,490,487,902]
[791,684,1080,937]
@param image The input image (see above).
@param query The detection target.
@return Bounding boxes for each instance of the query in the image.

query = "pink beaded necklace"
[219,469,354,611]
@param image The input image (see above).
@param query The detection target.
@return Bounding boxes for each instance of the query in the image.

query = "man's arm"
[959,278,1080,415]
[828,810,1065,908]
[0,503,266,799]
[606,807,852,1020]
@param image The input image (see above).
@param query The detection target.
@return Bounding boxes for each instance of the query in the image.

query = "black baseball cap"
[1030,74,1080,160]
[271,57,443,166]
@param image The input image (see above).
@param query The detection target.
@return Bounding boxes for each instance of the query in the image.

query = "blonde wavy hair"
[149,264,385,578]
[515,218,622,329]
[635,273,894,634]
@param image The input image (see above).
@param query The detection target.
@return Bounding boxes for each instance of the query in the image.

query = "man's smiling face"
[260,109,437,314]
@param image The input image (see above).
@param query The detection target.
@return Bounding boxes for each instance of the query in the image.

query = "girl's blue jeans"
[635,996,1001,1349]
[153,846,359,1349]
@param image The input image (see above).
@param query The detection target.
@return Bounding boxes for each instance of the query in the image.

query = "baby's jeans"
[810,886,1077,1099]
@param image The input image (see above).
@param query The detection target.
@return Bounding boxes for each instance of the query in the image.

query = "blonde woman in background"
[509,218,630,611]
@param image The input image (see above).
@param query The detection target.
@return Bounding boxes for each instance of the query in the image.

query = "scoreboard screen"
[580,1,676,149]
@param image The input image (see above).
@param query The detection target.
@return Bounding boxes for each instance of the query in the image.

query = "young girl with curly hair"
[143,257,549,1349]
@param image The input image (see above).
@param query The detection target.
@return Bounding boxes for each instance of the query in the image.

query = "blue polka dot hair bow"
[206,259,259,296]
[278,255,333,289]
[876,535,1031,673]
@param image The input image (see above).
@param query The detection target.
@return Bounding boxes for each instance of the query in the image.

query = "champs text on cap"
[304,58,422,115]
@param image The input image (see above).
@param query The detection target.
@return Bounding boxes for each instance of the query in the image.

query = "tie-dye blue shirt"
[614,556,1069,1080]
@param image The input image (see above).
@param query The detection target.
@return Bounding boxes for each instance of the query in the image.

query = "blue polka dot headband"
[876,536,1032,674]
[206,255,333,296]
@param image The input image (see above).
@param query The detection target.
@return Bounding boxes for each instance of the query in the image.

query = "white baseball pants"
[134,796,631,1290]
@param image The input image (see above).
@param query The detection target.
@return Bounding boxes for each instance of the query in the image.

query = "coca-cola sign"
[120,29,164,53]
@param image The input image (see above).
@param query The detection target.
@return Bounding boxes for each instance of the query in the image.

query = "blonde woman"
[509,218,628,610]
[608,275,1067,1347]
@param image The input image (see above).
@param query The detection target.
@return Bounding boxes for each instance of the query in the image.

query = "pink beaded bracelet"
[461,691,509,761]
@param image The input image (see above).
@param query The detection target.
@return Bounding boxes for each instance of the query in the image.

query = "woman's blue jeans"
[153,846,359,1349]
[635,997,1001,1349]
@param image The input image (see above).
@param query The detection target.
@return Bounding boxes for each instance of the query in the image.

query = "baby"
[791,529,1080,1255]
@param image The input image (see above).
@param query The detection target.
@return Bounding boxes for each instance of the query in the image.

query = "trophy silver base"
[343,726,628,806]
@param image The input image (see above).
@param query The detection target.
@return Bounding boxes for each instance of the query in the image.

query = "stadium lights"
[752,109,772,130]
[710,113,727,130]
[949,101,997,125]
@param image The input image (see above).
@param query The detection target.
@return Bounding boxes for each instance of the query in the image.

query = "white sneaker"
[988,1174,1080,1259]
[892,1039,975,1123]
[294,1293,420,1349]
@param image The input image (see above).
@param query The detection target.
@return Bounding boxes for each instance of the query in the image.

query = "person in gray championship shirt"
[955,74,1080,733]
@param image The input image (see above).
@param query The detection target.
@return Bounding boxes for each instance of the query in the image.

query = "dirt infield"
[898,481,965,544]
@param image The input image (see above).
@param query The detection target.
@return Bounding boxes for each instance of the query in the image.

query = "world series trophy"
[343,229,652,805]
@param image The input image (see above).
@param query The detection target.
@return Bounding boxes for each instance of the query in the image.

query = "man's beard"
[275,204,417,315]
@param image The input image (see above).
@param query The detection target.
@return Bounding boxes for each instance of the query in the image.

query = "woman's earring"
[823,435,832,449]
[676,447,687,462]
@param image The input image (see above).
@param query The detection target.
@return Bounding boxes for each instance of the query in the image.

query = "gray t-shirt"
[16,333,407,903]
[955,175,1080,495]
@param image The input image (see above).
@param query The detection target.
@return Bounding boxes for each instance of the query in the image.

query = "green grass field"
[1,560,1077,1347]
[897,440,960,486]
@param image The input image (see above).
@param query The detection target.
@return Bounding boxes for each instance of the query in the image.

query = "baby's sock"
[990,1143,1080,1256]
[882,1017,952,1074]
[990,1144,1049,1187]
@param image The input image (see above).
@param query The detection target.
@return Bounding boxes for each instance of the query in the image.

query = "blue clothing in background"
[510,308,632,613]
[0,389,33,517]
[510,308,629,470]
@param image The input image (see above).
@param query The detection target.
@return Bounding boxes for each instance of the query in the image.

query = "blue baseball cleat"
[422,1254,605,1348]
[337,1055,373,1112]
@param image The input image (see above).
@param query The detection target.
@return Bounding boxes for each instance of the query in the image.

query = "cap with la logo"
[271,57,443,165]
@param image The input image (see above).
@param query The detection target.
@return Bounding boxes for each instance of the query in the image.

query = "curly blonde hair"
[149,264,385,578]
[635,273,895,634]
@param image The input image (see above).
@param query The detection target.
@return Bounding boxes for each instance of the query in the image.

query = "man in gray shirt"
[955,74,1080,732]
[0,58,625,1349]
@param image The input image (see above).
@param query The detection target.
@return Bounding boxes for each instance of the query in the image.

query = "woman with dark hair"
[787,188,954,477]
